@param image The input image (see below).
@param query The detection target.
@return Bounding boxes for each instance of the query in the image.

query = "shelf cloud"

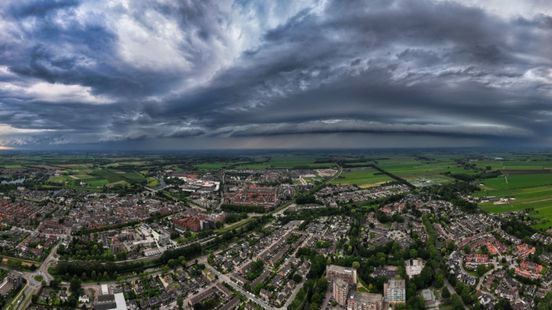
[0,0,550,149]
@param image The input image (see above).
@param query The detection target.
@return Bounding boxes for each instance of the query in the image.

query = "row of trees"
[221,204,268,213]
[55,242,202,281]
[55,215,273,281]
[289,248,328,310]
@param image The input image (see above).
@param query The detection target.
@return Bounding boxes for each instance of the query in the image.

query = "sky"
[0,0,551,150]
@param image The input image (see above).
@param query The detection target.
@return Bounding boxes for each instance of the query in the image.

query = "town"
[0,152,551,310]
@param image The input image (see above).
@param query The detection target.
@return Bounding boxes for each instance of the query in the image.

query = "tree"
[67,295,78,308]
[476,265,487,277]
[70,277,82,295]
[451,294,463,310]
[352,261,360,270]
[434,273,444,288]
[442,287,450,299]
[496,299,513,310]
[50,279,60,289]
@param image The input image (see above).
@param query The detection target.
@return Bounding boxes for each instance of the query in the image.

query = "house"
[59,290,68,302]
[421,289,438,309]
[514,244,536,258]
[515,261,543,280]
[79,295,90,303]
[405,259,425,278]
[464,254,489,269]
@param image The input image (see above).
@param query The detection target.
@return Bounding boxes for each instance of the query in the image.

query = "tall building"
[384,279,406,304]
[333,278,350,306]
[327,265,359,307]
[327,264,358,285]
[347,291,383,310]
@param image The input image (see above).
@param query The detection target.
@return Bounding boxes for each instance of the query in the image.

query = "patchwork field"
[473,157,552,171]
[330,167,391,188]
[235,155,336,169]
[195,155,337,170]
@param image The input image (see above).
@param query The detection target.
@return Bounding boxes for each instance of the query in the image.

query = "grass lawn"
[216,217,254,233]
[86,178,110,188]
[106,180,130,188]
[47,175,69,183]
[146,177,160,187]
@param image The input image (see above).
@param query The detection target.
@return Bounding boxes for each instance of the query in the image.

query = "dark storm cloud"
[0,0,550,149]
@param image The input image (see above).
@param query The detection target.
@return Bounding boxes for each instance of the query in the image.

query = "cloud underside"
[0,0,551,149]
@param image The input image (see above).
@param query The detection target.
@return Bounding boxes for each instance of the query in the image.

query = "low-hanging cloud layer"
[0,0,550,149]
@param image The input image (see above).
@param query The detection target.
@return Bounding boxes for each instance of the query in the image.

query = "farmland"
[331,167,391,188]
[472,155,552,171]
[375,156,474,187]
[477,173,552,229]
[471,155,552,229]
[46,167,145,190]
[195,155,337,170]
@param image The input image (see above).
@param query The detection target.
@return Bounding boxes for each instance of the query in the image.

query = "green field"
[234,155,336,169]
[46,167,148,190]
[195,162,233,170]
[473,156,552,171]
[331,167,391,188]
[376,156,472,186]
[146,177,160,187]
[477,174,552,229]
[195,155,337,170]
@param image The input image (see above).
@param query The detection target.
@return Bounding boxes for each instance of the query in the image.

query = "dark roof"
[94,303,116,310]
[95,293,117,309]
[97,294,115,303]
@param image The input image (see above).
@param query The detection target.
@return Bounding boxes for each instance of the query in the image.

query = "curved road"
[9,242,60,310]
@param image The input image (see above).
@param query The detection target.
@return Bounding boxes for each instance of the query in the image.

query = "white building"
[405,258,425,278]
